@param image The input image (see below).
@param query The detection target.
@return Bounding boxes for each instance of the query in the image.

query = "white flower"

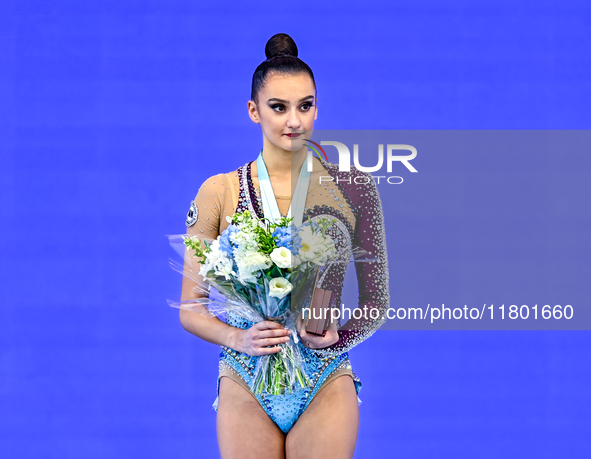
[213,256,234,280]
[292,225,338,267]
[206,240,226,264]
[199,240,219,274]
[270,246,292,269]
[198,262,210,279]
[235,250,271,283]
[231,229,258,252]
[297,226,326,261]
[268,277,293,299]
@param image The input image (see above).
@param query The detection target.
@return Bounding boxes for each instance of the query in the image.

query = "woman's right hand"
[230,321,292,356]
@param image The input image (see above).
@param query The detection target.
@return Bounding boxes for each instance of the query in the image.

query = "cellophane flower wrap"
[166,210,346,395]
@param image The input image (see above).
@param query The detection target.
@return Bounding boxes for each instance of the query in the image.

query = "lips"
[285,133,302,137]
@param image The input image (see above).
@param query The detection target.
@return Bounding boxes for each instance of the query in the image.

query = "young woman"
[179,33,389,459]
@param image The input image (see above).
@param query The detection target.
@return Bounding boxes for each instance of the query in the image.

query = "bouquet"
[167,210,339,395]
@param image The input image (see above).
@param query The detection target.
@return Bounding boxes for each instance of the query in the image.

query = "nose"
[286,107,302,130]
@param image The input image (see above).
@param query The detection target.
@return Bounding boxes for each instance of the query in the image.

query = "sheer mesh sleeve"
[185,172,237,239]
[181,173,236,303]
[185,174,225,240]
[315,167,390,357]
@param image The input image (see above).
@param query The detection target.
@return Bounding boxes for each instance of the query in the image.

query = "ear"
[247,100,260,124]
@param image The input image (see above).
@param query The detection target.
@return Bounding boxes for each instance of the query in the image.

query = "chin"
[285,137,306,152]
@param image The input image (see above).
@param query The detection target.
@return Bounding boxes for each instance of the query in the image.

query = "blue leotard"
[213,312,361,433]
[187,159,389,433]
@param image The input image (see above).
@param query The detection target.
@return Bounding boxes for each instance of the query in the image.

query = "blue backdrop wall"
[1,1,590,458]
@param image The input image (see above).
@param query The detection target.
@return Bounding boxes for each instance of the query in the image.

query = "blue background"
[1,1,590,458]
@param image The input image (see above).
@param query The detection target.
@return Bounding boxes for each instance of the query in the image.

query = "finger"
[257,328,292,339]
[303,330,339,349]
[254,320,285,330]
[257,336,291,347]
[297,329,312,349]
[304,338,322,349]
[301,333,326,346]
[255,346,283,355]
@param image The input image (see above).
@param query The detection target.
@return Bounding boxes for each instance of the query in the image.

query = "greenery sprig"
[182,236,209,264]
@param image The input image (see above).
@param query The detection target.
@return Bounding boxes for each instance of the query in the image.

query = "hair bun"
[265,33,298,59]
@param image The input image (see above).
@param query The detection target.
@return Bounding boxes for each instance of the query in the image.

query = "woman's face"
[248,72,317,153]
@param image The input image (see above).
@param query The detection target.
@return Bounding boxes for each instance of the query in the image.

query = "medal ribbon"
[256,148,311,226]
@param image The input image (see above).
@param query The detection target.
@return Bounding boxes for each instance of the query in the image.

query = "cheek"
[259,112,283,132]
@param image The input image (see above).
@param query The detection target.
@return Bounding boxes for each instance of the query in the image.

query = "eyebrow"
[267,95,315,103]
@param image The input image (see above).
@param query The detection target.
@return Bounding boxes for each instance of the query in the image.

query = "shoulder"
[185,174,227,229]
[194,164,244,198]
[322,162,378,194]
[195,173,226,197]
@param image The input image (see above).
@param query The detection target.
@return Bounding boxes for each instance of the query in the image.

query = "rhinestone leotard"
[186,158,389,433]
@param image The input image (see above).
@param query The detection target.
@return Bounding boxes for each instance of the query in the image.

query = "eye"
[270,104,285,112]
[301,102,313,111]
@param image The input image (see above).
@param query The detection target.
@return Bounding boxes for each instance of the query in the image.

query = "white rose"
[268,277,293,300]
[270,246,292,269]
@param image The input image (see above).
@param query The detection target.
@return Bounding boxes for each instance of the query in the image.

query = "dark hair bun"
[265,33,298,59]
[251,33,314,103]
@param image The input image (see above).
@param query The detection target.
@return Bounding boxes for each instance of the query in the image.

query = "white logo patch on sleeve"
[185,200,198,227]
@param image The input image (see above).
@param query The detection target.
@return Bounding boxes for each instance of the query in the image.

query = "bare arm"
[178,174,291,355]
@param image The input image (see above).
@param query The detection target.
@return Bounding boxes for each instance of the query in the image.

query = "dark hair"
[250,33,316,104]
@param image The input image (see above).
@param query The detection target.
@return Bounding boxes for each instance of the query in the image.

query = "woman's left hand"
[296,313,339,349]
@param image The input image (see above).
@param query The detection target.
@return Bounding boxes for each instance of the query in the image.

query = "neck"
[261,139,307,178]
